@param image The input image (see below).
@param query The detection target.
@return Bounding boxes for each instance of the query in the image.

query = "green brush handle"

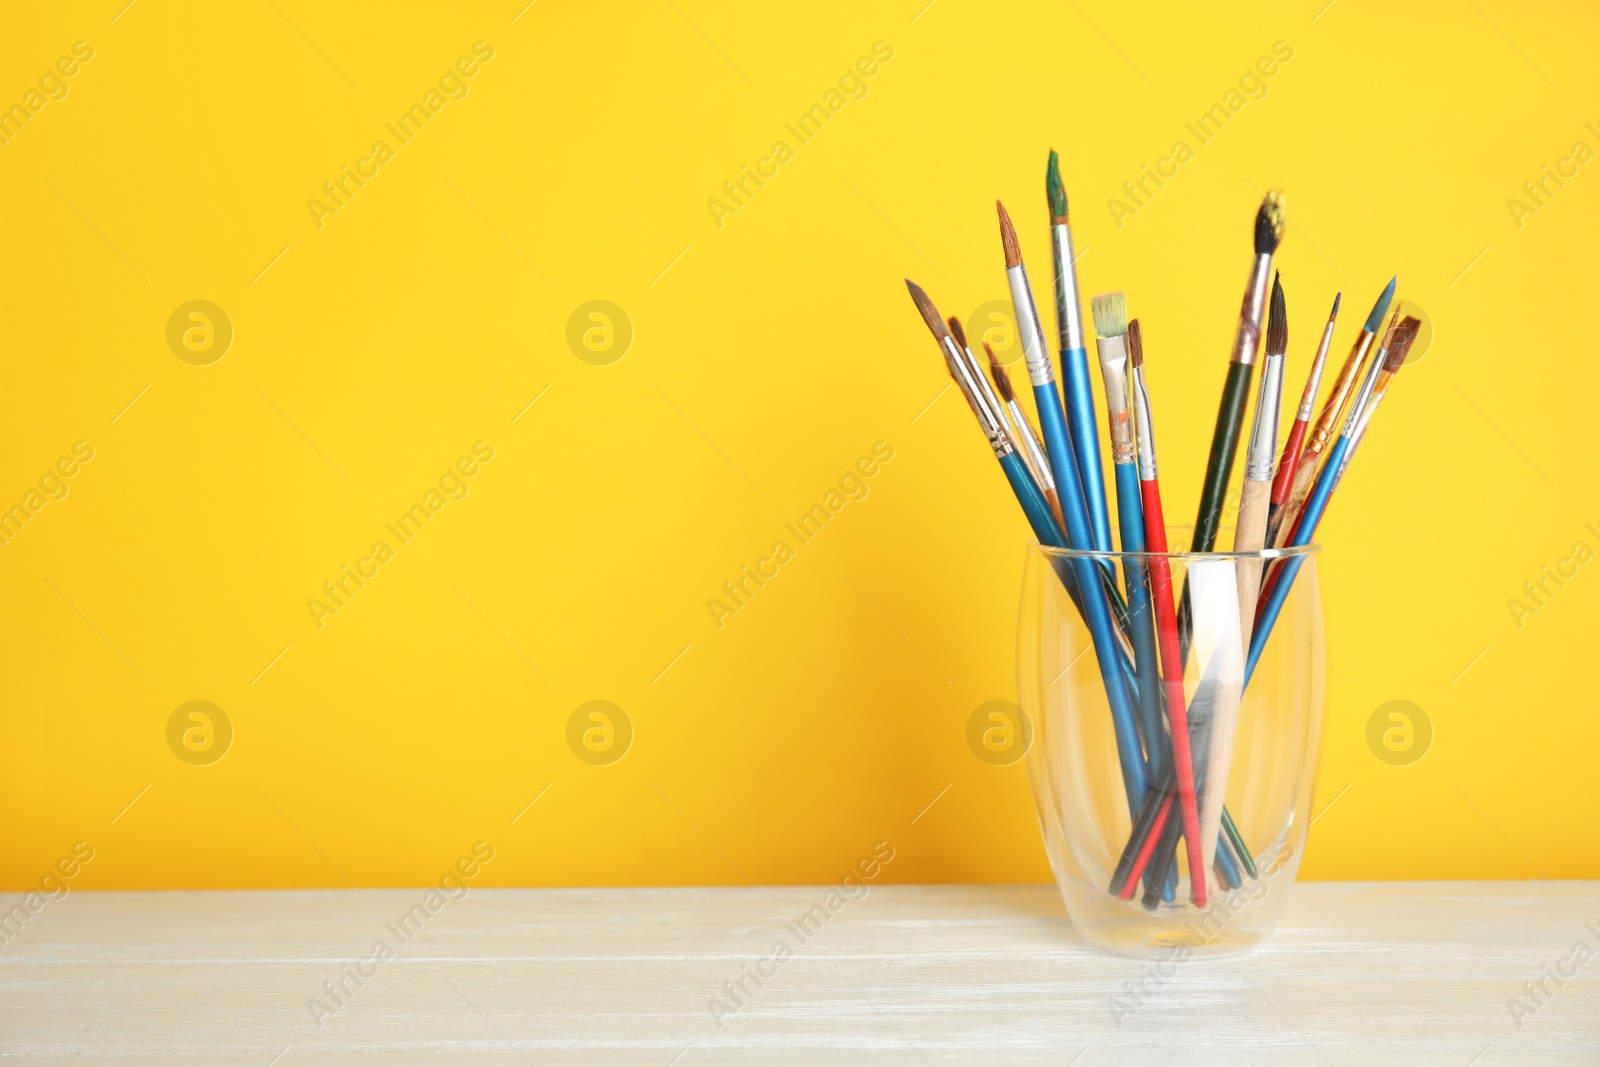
[1192,360,1255,552]
[1178,359,1255,663]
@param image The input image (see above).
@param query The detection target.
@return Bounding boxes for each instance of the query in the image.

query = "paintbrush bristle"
[946,316,970,352]
[905,279,951,342]
[1329,292,1341,319]
[1266,272,1288,355]
[985,343,1016,402]
[1364,277,1397,333]
[1090,291,1127,338]
[1127,319,1144,369]
[1385,316,1421,371]
[1046,150,1068,224]
[1254,190,1286,255]
[997,200,1023,268]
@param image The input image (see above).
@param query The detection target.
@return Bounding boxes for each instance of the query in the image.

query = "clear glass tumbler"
[1018,528,1324,957]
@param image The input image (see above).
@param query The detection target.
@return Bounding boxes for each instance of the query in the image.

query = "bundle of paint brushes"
[905,151,1419,908]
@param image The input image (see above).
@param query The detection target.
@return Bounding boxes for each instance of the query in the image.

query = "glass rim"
[1027,540,1319,562]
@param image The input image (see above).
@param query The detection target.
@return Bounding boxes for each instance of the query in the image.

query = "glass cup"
[1017,528,1324,958]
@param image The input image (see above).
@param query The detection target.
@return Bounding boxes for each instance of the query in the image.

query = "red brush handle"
[1139,477,1207,906]
[1270,418,1310,508]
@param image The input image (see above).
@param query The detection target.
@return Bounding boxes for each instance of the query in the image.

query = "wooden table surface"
[2,882,1597,1065]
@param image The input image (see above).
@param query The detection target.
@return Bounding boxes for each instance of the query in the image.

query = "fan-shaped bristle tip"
[1266,273,1288,355]
[1090,291,1127,338]
[1254,190,1286,255]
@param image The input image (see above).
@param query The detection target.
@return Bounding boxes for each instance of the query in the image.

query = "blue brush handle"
[1246,433,1351,683]
[1113,461,1167,782]
[997,450,1139,716]
[1027,384,1147,812]
[1000,449,1065,550]
[1215,832,1242,888]
[1062,347,1114,554]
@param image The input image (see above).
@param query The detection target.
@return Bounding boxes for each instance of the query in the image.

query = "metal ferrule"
[1348,393,1383,453]
[1094,333,1135,464]
[944,336,1014,459]
[1245,352,1285,482]
[1339,341,1387,441]
[1230,253,1273,367]
[1337,386,1390,487]
[1347,368,1396,453]
[942,336,1007,449]
[1051,222,1086,353]
[953,340,1004,435]
[1007,399,1055,490]
[1007,264,1055,387]
[1130,365,1158,481]
[1297,315,1337,421]
[1306,330,1375,457]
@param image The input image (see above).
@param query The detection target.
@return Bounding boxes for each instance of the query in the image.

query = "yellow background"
[2,0,1596,889]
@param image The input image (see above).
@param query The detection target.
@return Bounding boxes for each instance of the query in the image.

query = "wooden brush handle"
[1271,447,1322,549]
[1234,477,1272,639]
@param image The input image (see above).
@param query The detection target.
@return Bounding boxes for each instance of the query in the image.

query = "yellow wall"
[2,0,1595,889]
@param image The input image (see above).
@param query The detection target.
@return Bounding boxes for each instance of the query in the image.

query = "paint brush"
[1249,316,1420,679]
[908,277,1148,814]
[1000,201,1136,646]
[1266,292,1339,544]
[984,341,1066,532]
[1272,277,1395,548]
[1090,293,1167,787]
[1335,315,1417,487]
[1127,318,1208,906]
[1047,150,1114,554]
[1236,275,1289,624]
[1178,191,1285,656]
[907,280,1054,536]
[1196,272,1288,870]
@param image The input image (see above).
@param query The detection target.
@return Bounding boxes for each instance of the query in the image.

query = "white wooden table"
[2,883,1596,1064]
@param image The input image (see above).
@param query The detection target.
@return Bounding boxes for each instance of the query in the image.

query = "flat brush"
[984,340,1066,533]
[1266,292,1339,544]
[1272,277,1396,549]
[1047,150,1114,555]
[1090,293,1167,788]
[908,278,1147,813]
[1178,191,1285,658]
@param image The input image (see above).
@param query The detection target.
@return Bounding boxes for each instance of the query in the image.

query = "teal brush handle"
[1113,461,1167,782]
[1024,386,1148,812]
[1062,347,1113,554]
[996,448,1146,716]
[1000,449,1065,550]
